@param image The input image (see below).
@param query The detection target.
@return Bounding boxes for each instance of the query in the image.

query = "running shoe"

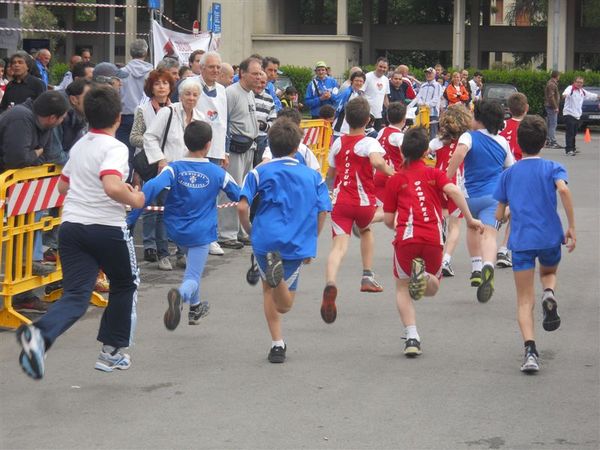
[246,254,260,286]
[320,284,338,324]
[16,324,45,379]
[13,295,49,313]
[441,260,455,277]
[542,292,561,331]
[404,338,422,357]
[189,302,210,325]
[164,288,182,331]
[268,344,286,363]
[408,258,427,301]
[477,265,495,303]
[94,348,131,372]
[470,270,482,287]
[520,349,540,373]
[265,251,283,288]
[43,248,58,263]
[496,251,513,268]
[360,274,383,292]
[144,248,158,262]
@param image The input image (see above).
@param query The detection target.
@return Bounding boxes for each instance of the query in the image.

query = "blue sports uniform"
[304,76,339,118]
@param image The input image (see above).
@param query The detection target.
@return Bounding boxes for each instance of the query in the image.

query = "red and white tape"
[0,26,148,36]
[0,0,145,7]
[6,176,65,217]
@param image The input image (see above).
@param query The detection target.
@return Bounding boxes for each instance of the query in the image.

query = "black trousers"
[35,222,139,349]
[564,115,579,153]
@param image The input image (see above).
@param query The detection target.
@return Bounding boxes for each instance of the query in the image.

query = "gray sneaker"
[94,348,131,372]
[16,324,46,379]
[188,302,210,325]
[496,251,513,268]
[520,350,539,373]
[32,261,55,276]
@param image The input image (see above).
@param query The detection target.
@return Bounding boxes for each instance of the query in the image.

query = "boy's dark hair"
[66,78,92,96]
[350,71,366,83]
[277,107,302,125]
[319,104,335,120]
[401,127,429,165]
[345,96,370,129]
[550,70,560,79]
[184,121,212,151]
[72,61,94,79]
[262,56,280,69]
[474,100,505,135]
[507,92,528,117]
[268,118,303,158]
[32,91,70,118]
[376,56,389,65]
[517,115,547,155]
[83,85,121,129]
[188,49,205,65]
[284,86,297,96]
[386,102,407,124]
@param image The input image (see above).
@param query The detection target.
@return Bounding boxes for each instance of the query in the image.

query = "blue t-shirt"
[463,130,509,197]
[494,158,568,252]
[240,157,332,259]
[128,158,240,247]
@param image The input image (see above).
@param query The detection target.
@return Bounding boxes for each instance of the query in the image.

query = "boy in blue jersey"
[494,115,575,373]
[238,118,331,363]
[128,121,240,330]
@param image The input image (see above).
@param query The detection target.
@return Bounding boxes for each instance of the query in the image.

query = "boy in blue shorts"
[494,115,575,373]
[237,118,331,363]
[128,121,240,330]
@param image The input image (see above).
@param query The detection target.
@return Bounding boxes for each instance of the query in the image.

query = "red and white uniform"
[328,135,385,235]
[499,117,523,161]
[429,137,464,217]
[383,160,452,279]
[374,125,404,202]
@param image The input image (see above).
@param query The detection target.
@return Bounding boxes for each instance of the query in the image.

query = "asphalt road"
[1,130,598,450]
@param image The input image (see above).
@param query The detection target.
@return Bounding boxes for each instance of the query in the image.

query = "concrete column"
[64,8,74,58]
[546,0,567,71]
[361,0,372,63]
[453,0,466,69]
[469,0,480,69]
[566,0,575,70]
[124,0,138,64]
[337,0,348,35]
[100,0,116,62]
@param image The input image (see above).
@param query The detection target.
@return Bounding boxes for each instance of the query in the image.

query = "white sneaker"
[158,256,173,271]
[209,241,224,256]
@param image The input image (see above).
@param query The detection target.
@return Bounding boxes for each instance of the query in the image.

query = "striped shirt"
[254,90,277,137]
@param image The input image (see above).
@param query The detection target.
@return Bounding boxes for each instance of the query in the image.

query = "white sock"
[471,257,483,272]
[443,253,451,264]
[271,340,285,349]
[405,325,420,341]
[498,246,508,254]
[102,345,116,354]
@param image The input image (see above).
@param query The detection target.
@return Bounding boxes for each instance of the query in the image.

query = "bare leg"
[395,279,415,326]
[444,216,461,257]
[359,229,374,271]
[326,234,350,284]
[481,225,498,264]
[539,264,558,291]
[263,281,296,341]
[371,206,384,224]
[424,273,440,297]
[466,226,482,258]
[514,269,536,342]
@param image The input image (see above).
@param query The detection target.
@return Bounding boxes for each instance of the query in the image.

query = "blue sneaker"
[94,348,131,372]
[16,324,46,380]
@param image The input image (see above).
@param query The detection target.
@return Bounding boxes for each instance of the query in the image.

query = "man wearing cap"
[414,67,443,139]
[305,61,339,119]
[93,62,129,90]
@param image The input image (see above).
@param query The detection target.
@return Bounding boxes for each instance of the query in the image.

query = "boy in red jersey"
[428,104,472,277]
[321,97,394,324]
[383,127,483,356]
[374,102,406,204]
[497,92,528,268]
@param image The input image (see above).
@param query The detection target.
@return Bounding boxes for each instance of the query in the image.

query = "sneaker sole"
[542,298,561,331]
[265,252,283,288]
[268,354,286,363]
[320,285,338,324]
[408,258,427,301]
[246,254,261,286]
[16,326,44,379]
[476,266,494,303]
[360,282,383,293]
[94,360,131,372]
[164,288,182,331]
[520,362,540,373]
[496,260,512,268]
[404,347,422,357]
[189,303,211,325]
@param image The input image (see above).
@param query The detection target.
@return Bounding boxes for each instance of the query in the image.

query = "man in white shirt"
[469,72,483,102]
[363,57,390,131]
[562,76,599,156]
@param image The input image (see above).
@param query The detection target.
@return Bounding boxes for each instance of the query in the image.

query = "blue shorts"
[466,195,497,227]
[512,246,562,272]
[255,254,304,291]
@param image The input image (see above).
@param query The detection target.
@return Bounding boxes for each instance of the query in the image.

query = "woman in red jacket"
[444,72,470,106]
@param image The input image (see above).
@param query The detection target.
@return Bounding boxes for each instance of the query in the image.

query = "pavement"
[0,130,598,450]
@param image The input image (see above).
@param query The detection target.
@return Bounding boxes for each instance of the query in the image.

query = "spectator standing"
[333,71,366,136]
[0,60,7,103]
[544,70,561,148]
[0,51,46,113]
[469,72,484,102]
[253,71,277,164]
[35,49,51,87]
[363,57,390,131]
[562,76,599,156]
[460,69,472,103]
[388,71,416,105]
[56,54,82,91]
[189,49,205,76]
[340,66,363,91]
[93,62,129,91]
[305,61,339,119]
[80,48,92,63]
[156,57,180,84]
[218,62,234,87]
[414,67,443,139]
[262,56,283,112]
[444,72,470,107]
[71,61,95,81]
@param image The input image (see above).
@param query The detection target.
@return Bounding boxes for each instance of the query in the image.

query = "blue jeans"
[545,107,558,143]
[178,244,210,306]
[429,116,439,141]
[142,189,169,258]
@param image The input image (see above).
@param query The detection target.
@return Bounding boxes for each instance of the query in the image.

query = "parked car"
[482,83,518,119]
[274,75,293,98]
[558,86,600,127]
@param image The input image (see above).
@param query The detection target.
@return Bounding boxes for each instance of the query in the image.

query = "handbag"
[228,134,255,154]
[133,106,173,181]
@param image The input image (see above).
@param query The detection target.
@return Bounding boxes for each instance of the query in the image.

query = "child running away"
[493,115,575,373]
[17,86,145,379]
[237,118,331,363]
[383,127,484,357]
[128,121,240,330]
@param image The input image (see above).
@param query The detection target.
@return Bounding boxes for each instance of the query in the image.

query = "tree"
[21,5,65,54]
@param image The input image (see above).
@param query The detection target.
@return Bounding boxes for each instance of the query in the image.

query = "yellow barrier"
[0,165,105,329]
[414,105,430,131]
[300,119,333,178]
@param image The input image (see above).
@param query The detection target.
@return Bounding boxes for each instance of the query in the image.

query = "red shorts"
[441,194,463,218]
[393,241,443,280]
[331,204,376,236]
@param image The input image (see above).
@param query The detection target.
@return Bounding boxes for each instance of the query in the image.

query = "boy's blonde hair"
[439,104,472,142]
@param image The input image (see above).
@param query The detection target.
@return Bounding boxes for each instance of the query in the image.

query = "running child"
[128,121,240,330]
[237,118,331,363]
[383,127,484,356]
[321,96,394,324]
[494,115,575,373]
[374,102,406,205]
[16,86,145,379]
[428,103,472,277]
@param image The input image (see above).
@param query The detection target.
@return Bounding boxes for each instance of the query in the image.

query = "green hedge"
[50,62,69,86]
[279,65,314,103]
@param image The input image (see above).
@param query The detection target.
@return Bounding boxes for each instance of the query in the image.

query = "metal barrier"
[300,119,333,178]
[0,164,106,329]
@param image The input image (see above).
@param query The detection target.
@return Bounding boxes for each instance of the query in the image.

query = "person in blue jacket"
[304,61,339,118]
[128,121,240,330]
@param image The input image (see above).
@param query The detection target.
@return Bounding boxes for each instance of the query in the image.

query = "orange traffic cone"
[584,128,591,143]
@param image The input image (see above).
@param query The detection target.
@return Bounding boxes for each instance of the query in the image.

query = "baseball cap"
[424,67,435,74]
[93,62,129,83]
[315,61,327,69]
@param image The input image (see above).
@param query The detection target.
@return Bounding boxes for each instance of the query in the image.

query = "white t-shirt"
[562,85,599,119]
[195,79,228,159]
[364,72,390,119]
[458,129,514,168]
[262,143,321,172]
[469,79,482,100]
[61,131,130,227]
